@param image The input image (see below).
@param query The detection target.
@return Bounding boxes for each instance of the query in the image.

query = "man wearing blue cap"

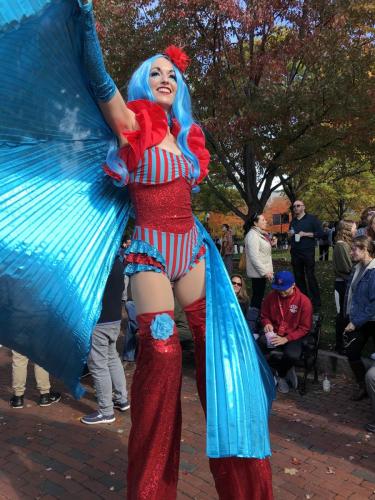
[260,270,313,393]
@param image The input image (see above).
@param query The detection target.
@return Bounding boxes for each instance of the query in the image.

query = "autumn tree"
[96,0,375,220]
[280,154,375,203]
[295,159,375,221]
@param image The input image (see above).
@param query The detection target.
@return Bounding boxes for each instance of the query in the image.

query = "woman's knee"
[283,342,302,362]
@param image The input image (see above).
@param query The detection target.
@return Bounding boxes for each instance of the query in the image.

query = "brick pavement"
[0,345,374,500]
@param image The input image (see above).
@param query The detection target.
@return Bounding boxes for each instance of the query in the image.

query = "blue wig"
[127,55,200,181]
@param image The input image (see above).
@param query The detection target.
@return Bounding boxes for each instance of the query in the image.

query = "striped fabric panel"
[128,146,192,184]
[132,225,199,281]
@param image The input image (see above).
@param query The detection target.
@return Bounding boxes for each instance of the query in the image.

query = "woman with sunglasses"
[244,213,274,310]
[231,274,250,315]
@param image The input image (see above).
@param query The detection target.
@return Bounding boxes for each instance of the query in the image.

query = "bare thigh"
[174,259,206,309]
[130,272,174,315]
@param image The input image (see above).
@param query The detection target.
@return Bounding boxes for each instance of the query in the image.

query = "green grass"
[235,248,336,349]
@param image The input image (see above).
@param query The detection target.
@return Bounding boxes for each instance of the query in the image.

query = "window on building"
[281,213,289,224]
[273,214,281,225]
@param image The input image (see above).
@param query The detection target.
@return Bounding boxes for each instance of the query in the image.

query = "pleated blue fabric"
[197,220,275,458]
[0,0,131,397]
[0,0,274,459]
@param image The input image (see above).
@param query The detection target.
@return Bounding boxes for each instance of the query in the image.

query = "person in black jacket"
[81,255,129,425]
[288,200,323,311]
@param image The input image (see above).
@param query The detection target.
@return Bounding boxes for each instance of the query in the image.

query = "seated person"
[231,274,260,339]
[259,270,313,393]
[231,274,249,315]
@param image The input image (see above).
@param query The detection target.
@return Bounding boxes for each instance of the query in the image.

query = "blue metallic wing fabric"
[0,1,131,397]
[196,219,275,458]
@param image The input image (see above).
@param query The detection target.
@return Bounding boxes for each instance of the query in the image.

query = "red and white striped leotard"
[104,100,210,282]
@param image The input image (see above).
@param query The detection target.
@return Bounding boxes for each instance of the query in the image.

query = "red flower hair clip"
[164,45,190,73]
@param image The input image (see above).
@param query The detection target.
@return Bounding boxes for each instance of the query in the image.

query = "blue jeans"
[87,321,127,416]
[123,301,138,361]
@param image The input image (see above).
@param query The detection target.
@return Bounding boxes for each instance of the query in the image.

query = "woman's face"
[149,57,177,112]
[231,276,242,295]
[255,214,267,230]
[351,244,369,263]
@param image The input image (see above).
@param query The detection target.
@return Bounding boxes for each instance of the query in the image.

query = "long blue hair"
[127,55,200,181]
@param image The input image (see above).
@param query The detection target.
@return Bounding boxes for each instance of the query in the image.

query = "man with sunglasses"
[288,200,323,311]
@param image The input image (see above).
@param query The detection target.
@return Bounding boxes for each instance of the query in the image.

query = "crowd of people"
[7,200,374,447]
[225,202,375,433]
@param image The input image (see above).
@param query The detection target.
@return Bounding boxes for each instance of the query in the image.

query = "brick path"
[0,346,374,499]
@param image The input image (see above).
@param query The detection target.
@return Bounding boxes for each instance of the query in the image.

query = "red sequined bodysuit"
[104,100,210,281]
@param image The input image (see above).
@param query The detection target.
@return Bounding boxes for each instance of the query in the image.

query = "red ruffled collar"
[118,100,209,184]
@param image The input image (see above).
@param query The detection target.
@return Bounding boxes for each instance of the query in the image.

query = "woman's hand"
[265,272,273,282]
[344,322,356,332]
[271,335,288,347]
[264,324,274,333]
[77,0,136,140]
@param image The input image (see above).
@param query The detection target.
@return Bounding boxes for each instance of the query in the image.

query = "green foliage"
[298,159,375,220]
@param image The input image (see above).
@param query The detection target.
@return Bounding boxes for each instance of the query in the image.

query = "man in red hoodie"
[260,270,313,393]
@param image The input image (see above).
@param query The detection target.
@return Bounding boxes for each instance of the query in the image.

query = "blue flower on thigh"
[150,313,175,340]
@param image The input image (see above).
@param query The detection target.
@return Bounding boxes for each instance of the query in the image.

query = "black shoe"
[39,391,61,407]
[113,399,130,412]
[365,422,375,433]
[10,395,24,409]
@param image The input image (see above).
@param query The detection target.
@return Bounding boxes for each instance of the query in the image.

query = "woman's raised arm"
[78,0,136,143]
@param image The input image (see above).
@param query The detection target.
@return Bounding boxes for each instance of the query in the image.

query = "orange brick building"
[203,191,291,239]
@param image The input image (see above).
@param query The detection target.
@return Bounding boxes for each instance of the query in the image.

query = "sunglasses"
[231,281,242,286]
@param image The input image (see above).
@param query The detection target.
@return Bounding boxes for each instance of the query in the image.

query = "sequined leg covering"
[184,298,274,500]
[127,311,182,500]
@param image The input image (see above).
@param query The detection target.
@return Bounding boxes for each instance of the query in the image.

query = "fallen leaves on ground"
[284,467,298,475]
[291,457,302,465]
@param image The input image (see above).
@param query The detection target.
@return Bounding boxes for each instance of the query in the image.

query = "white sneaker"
[277,377,290,394]
[286,367,298,390]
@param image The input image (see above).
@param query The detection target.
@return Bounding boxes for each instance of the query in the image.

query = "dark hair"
[243,213,261,235]
[352,236,375,258]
